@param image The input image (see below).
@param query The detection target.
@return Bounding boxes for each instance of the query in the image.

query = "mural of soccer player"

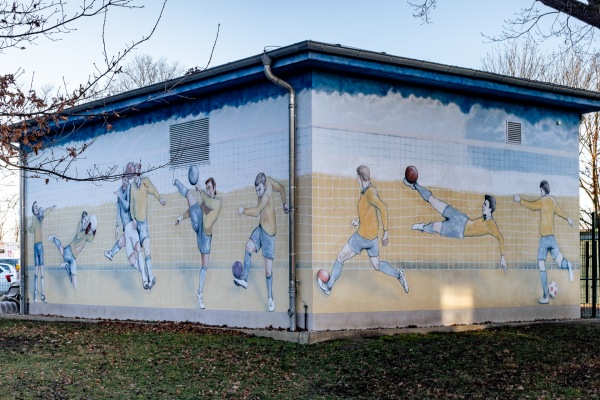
[235,172,288,312]
[104,162,147,289]
[28,201,56,303]
[174,166,222,309]
[317,165,410,296]
[404,175,507,273]
[48,212,97,290]
[130,162,166,291]
[514,180,574,304]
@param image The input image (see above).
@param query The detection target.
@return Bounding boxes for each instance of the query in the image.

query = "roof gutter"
[54,41,600,132]
[261,51,297,332]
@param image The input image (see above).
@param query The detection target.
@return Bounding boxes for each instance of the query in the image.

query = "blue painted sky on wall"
[312,72,579,152]
[49,74,311,146]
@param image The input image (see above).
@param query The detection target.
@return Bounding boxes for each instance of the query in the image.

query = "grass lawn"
[0,318,599,399]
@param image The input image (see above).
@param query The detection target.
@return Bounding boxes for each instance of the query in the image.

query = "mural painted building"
[22,41,600,331]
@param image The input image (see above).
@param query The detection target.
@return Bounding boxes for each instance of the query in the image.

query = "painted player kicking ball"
[49,211,97,290]
[235,172,288,312]
[317,165,409,296]
[404,166,507,273]
[174,165,222,309]
[514,180,574,304]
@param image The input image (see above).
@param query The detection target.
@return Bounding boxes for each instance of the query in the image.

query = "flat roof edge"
[64,40,600,118]
[300,41,600,105]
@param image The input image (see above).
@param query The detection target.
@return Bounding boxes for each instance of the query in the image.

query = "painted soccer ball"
[548,281,558,298]
[90,215,98,232]
[188,165,199,186]
[405,165,418,184]
[232,261,243,279]
[317,269,330,284]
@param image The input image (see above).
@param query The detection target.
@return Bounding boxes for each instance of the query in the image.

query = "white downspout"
[261,52,297,331]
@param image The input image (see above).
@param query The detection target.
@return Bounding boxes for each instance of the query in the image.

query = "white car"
[0,263,18,296]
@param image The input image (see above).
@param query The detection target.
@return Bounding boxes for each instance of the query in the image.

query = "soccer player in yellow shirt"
[405,176,507,273]
[514,180,574,304]
[104,162,146,281]
[49,212,97,290]
[130,162,166,291]
[317,165,409,296]
[236,172,288,312]
[175,169,222,309]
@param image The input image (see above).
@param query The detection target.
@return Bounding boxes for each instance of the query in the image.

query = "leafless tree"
[481,37,554,81]
[580,109,600,228]
[409,1,600,54]
[0,190,20,242]
[108,54,185,95]
[481,39,600,228]
[0,159,20,242]
[0,0,169,182]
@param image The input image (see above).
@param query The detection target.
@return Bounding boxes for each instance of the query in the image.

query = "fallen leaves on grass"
[0,319,599,399]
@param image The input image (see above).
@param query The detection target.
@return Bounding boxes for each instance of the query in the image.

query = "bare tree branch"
[185,23,220,75]
[0,1,143,52]
[407,0,437,24]
[0,0,173,182]
[539,0,600,29]
[408,1,600,55]
[204,22,220,70]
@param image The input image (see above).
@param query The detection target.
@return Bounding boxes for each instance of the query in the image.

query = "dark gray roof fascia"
[66,40,600,117]
[300,41,600,103]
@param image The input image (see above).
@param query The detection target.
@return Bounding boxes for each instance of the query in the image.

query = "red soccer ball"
[317,269,330,283]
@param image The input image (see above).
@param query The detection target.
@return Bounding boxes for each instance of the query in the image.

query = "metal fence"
[581,228,600,318]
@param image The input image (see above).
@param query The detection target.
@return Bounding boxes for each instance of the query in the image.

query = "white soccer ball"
[548,281,558,298]
[89,215,98,232]
[188,165,199,185]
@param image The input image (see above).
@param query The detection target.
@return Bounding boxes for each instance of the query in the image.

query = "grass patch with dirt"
[0,319,599,399]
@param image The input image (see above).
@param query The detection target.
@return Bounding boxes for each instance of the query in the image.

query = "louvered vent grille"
[170,118,209,167]
[506,121,521,144]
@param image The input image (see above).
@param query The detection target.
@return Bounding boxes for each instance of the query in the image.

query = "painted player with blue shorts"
[235,173,288,312]
[317,165,409,296]
[104,162,147,290]
[514,180,574,304]
[49,211,97,290]
[405,177,507,273]
[130,162,166,291]
[175,171,222,309]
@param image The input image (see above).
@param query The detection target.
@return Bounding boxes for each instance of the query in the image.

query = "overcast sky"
[3,0,549,90]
